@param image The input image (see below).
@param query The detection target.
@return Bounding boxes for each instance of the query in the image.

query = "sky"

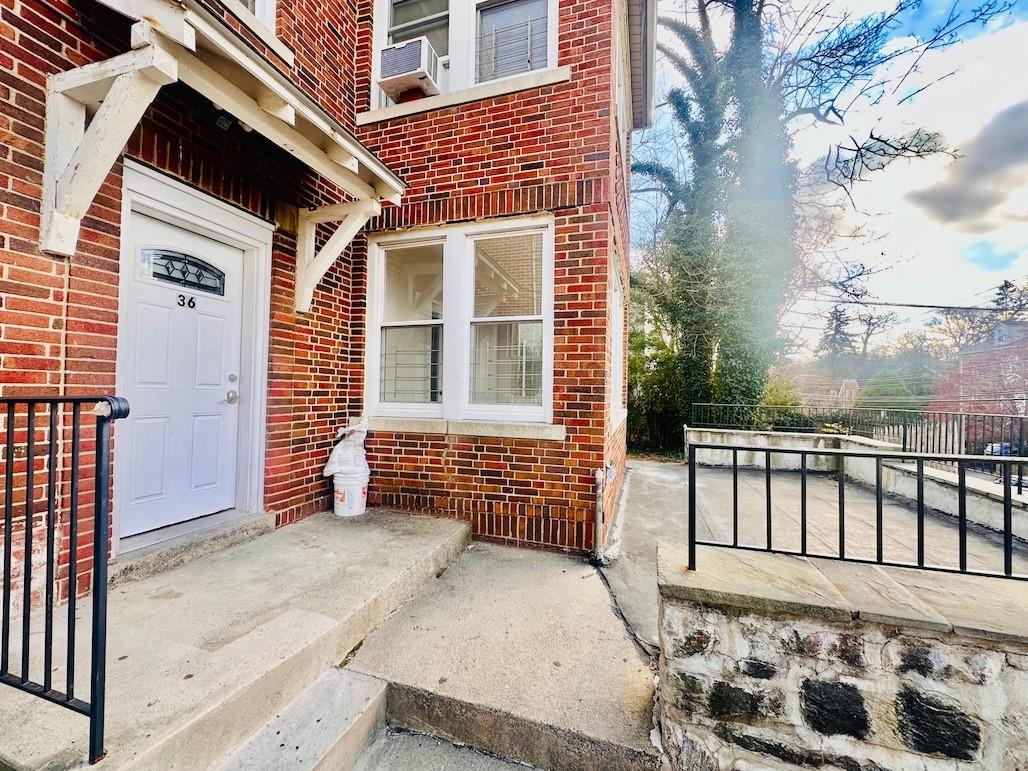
[634,0,1028,355]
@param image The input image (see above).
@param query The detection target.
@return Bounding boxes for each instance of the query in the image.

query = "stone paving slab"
[658,542,852,622]
[889,568,1028,645]
[659,540,1028,645]
[810,559,950,632]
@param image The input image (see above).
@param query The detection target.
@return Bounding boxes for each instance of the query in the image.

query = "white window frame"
[367,216,555,424]
[220,0,294,66]
[613,8,632,166]
[371,0,559,109]
[252,0,276,27]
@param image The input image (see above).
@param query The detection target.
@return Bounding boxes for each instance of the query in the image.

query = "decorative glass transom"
[145,249,226,296]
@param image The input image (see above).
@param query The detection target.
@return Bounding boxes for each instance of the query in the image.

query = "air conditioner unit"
[378,37,441,100]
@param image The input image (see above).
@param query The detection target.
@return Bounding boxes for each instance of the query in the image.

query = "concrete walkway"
[602,458,1028,649]
[348,542,660,771]
[601,459,684,652]
[0,512,469,770]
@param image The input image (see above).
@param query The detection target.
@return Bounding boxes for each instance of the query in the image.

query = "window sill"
[219,0,295,67]
[356,66,573,125]
[369,416,567,441]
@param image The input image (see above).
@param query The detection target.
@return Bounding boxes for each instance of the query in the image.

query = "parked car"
[985,442,1015,456]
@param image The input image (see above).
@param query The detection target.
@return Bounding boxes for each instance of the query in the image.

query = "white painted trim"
[113,160,273,557]
[41,35,178,255]
[366,216,555,425]
[368,416,566,441]
[218,0,295,66]
[357,65,571,125]
[608,262,625,434]
[609,408,628,434]
[295,198,381,312]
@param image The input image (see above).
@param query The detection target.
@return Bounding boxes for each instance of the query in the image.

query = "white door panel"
[119,213,244,537]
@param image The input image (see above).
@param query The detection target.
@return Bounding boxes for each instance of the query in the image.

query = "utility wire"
[793,298,1022,312]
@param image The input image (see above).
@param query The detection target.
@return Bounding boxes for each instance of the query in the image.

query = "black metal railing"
[687,442,1026,581]
[1,395,129,764]
[690,402,1028,479]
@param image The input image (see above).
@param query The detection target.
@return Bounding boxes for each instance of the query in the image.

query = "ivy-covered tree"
[627,0,1009,450]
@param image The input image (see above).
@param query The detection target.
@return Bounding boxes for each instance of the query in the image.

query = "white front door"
[119,212,245,537]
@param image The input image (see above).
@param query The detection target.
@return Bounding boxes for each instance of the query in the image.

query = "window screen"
[476,0,547,83]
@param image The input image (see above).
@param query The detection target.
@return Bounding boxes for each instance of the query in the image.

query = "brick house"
[926,320,1028,452]
[0,0,654,586]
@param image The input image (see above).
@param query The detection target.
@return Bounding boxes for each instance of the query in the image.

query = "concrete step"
[355,727,532,770]
[380,681,661,771]
[0,512,471,770]
[347,542,663,771]
[217,668,386,770]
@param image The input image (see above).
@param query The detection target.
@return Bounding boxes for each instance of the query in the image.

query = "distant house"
[928,319,1028,416]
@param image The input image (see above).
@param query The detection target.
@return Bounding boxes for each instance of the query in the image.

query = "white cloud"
[789,19,1028,347]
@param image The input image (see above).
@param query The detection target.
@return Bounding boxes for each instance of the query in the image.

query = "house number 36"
[177,294,196,308]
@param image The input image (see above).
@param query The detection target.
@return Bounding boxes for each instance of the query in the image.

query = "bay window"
[368,218,554,423]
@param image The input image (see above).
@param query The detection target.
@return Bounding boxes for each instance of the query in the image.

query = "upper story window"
[221,0,294,66]
[367,217,555,423]
[374,0,557,107]
[389,0,450,56]
[476,0,548,82]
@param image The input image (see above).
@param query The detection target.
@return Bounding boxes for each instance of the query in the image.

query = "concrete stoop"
[379,680,662,771]
[0,512,471,770]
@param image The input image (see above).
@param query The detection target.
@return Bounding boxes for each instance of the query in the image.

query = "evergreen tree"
[816,306,857,359]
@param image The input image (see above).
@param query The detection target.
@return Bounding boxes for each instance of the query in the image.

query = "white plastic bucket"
[333,469,370,517]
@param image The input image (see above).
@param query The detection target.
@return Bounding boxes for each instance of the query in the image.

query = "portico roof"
[41,0,403,311]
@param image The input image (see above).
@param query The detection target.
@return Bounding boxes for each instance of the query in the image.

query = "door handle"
[223,389,239,404]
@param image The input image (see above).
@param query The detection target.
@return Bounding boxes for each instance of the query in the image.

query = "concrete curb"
[384,681,662,771]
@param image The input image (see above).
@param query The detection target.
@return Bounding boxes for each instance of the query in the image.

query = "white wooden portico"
[41,0,404,312]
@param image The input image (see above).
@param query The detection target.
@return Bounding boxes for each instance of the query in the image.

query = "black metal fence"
[690,403,1028,476]
[687,442,1025,581]
[0,395,129,764]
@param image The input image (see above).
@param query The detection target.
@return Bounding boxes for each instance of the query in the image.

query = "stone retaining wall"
[658,544,1028,770]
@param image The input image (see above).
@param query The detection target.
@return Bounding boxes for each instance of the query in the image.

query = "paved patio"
[348,542,661,771]
[604,459,1028,647]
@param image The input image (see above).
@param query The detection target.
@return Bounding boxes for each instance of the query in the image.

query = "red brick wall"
[353,0,627,552]
[0,0,631,579]
[0,0,365,599]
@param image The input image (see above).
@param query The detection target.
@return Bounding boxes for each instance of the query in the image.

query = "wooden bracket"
[295,199,381,313]
[41,23,178,256]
